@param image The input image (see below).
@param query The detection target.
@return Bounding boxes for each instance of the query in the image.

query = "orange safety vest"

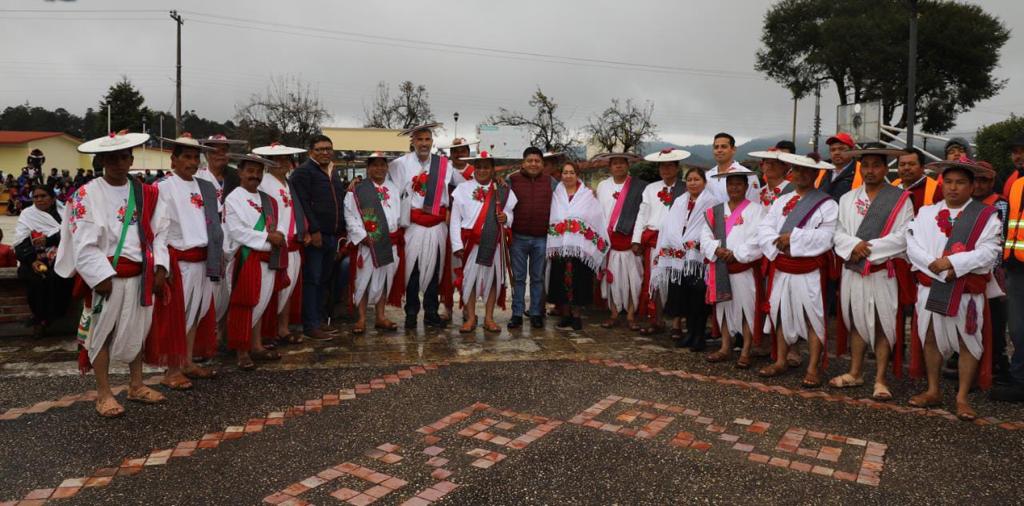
[1003,170,1021,200]
[1005,176,1024,261]
[891,176,939,206]
[815,161,860,189]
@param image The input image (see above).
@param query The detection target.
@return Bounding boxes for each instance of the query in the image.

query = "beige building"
[321,127,409,154]
[0,131,91,175]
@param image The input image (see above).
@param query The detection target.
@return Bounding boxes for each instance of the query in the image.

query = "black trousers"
[405,260,440,318]
[664,275,710,339]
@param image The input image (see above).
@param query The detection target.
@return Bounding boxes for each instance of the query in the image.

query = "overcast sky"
[1,0,1021,147]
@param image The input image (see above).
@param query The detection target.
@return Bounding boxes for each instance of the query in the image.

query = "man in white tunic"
[388,122,452,329]
[442,137,480,321]
[700,169,764,368]
[344,152,403,334]
[594,153,644,330]
[906,159,1002,420]
[254,143,308,345]
[756,153,838,387]
[55,131,166,417]
[705,132,761,204]
[196,134,246,324]
[829,148,915,400]
[632,148,689,334]
[151,134,222,390]
[450,152,516,334]
[223,154,286,370]
[748,149,794,208]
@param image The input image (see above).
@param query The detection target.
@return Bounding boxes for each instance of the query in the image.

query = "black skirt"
[663,273,708,318]
[546,256,594,306]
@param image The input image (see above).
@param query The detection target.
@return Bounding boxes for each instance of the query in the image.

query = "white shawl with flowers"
[546,182,609,272]
[650,189,721,293]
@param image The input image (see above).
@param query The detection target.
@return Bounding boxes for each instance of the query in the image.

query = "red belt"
[727,261,757,274]
[287,241,302,252]
[915,271,989,293]
[171,246,207,263]
[609,231,633,251]
[247,249,273,262]
[106,257,143,277]
[411,208,447,228]
[773,254,825,274]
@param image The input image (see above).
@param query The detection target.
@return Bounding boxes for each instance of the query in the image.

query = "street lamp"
[453,112,460,137]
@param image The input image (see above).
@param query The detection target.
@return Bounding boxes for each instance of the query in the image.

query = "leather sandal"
[758,363,788,378]
[955,401,977,421]
[801,372,822,389]
[126,386,166,404]
[828,373,864,389]
[160,375,193,391]
[183,365,218,380]
[374,321,398,331]
[705,350,731,363]
[483,321,501,333]
[908,392,942,408]
[95,397,125,418]
[871,383,893,402]
[735,355,752,369]
[459,317,477,334]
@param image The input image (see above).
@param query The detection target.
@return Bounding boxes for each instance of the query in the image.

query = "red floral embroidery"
[278,188,292,208]
[190,192,204,209]
[854,197,870,217]
[569,220,581,233]
[547,218,608,252]
[596,238,606,251]
[781,195,800,217]
[472,185,488,202]
[411,172,429,197]
[936,209,954,237]
[376,185,390,206]
[657,186,673,207]
[247,199,263,213]
[612,191,621,200]
[554,222,567,234]
[949,241,966,254]
[116,203,138,225]
[365,220,378,233]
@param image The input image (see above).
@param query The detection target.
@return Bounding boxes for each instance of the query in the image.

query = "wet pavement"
[1,306,1023,505]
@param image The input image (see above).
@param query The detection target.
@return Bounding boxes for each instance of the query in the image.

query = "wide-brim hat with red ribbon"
[229,153,277,168]
[252,142,305,157]
[460,150,496,165]
[199,134,247,146]
[779,152,835,171]
[747,149,784,161]
[710,167,759,179]
[398,122,443,137]
[441,137,480,150]
[643,147,691,163]
[159,132,213,151]
[78,130,151,154]
[590,152,641,164]
[926,156,984,177]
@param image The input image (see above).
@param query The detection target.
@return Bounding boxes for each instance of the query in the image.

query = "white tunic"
[54,179,152,365]
[699,201,764,335]
[153,173,215,333]
[343,179,402,304]
[194,167,226,211]
[706,162,761,204]
[833,186,914,349]
[260,173,302,314]
[907,201,1002,360]
[196,166,229,320]
[631,180,678,243]
[597,177,643,312]
[449,180,517,302]
[756,192,839,344]
[223,187,275,326]
[389,152,453,288]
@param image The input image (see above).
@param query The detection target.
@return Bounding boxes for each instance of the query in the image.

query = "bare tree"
[362,81,398,128]
[235,75,328,148]
[585,99,657,154]
[362,80,434,129]
[487,87,576,153]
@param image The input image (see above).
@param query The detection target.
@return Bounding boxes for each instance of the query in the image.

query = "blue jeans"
[302,234,337,332]
[510,233,547,318]
[1007,268,1024,384]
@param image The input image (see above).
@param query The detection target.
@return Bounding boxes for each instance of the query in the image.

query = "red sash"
[637,229,659,318]
[912,271,993,389]
[74,258,149,373]
[455,225,509,309]
[410,208,447,228]
[387,229,406,307]
[228,249,272,351]
[146,247,211,368]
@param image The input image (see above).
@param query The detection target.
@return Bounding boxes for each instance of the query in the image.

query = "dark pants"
[302,234,337,332]
[547,257,594,307]
[511,233,546,317]
[990,295,1008,372]
[405,260,440,319]
[664,275,710,339]
[21,270,73,324]
[1007,267,1024,384]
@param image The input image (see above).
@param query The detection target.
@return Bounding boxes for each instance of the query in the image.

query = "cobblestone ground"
[1,305,1022,505]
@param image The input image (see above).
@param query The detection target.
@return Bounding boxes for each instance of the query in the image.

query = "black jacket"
[823,160,856,201]
[290,158,346,236]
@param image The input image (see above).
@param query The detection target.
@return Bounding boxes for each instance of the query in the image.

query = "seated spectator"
[0,229,16,267]
[13,185,72,336]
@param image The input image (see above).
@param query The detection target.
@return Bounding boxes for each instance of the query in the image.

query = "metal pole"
[812,81,822,153]
[170,10,184,136]
[106,103,111,134]
[905,0,918,148]
[791,95,797,143]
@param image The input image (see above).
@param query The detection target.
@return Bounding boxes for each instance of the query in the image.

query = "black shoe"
[404,317,417,330]
[689,336,707,352]
[424,314,448,328]
[676,335,694,349]
[555,317,573,329]
[571,317,583,331]
[507,316,523,329]
[530,316,544,329]
[990,384,1024,402]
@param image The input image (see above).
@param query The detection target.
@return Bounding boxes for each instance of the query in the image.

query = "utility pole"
[453,111,460,138]
[170,10,184,136]
[791,95,797,144]
[812,81,822,153]
[905,0,918,149]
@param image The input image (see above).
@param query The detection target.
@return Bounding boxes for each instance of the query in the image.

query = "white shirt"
[449,180,518,253]
[631,180,680,243]
[154,173,209,255]
[343,179,402,247]
[389,152,453,211]
[706,161,761,204]
[259,173,298,242]
[596,177,627,228]
[223,187,273,256]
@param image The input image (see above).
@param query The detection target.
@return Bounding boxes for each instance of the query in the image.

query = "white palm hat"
[643,147,691,163]
[779,152,835,170]
[252,142,305,157]
[158,132,213,151]
[78,130,150,154]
